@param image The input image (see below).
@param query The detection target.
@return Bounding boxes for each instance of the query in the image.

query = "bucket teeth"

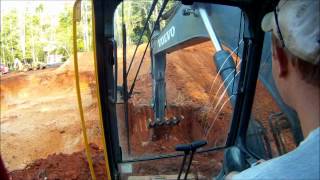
[148,115,184,128]
[165,120,171,125]
[148,119,156,128]
[158,120,165,126]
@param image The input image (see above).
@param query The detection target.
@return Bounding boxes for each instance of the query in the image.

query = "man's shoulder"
[233,128,320,180]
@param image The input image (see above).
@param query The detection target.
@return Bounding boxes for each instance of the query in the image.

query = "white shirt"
[234,128,320,180]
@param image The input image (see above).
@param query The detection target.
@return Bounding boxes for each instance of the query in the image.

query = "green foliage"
[0,4,54,65]
[56,6,73,57]
[0,1,92,67]
[115,0,176,46]
[0,0,175,66]
[0,9,21,65]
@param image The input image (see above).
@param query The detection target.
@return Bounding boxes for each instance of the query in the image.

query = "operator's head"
[261,0,320,107]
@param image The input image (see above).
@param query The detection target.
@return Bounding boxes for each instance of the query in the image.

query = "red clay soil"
[9,144,108,180]
[1,41,294,179]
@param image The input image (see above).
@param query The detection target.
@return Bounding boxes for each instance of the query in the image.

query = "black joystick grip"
[176,144,192,152]
[175,140,207,152]
[191,140,207,151]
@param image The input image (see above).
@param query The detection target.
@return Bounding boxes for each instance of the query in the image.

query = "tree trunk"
[32,29,36,63]
[9,20,14,61]
[82,1,90,51]
[19,11,26,60]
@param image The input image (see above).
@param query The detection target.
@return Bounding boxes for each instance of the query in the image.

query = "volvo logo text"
[158,26,175,48]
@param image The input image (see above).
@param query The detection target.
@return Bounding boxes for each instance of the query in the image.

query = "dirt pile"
[9,144,108,180]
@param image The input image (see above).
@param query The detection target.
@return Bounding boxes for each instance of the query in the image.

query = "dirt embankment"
[1,41,285,179]
[1,52,104,173]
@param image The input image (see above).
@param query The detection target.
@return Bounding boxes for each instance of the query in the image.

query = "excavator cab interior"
[88,0,303,179]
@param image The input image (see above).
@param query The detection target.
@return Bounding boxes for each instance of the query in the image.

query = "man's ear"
[274,43,289,77]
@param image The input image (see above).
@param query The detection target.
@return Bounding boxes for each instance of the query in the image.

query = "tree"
[56,5,73,60]
[0,2,75,66]
[114,0,176,46]
[0,0,175,67]
[0,9,21,66]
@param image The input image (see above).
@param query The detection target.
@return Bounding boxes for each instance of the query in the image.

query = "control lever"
[176,140,207,180]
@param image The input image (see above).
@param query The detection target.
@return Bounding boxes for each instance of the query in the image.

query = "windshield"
[114,1,246,178]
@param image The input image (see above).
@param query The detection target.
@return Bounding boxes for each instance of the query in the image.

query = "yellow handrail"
[72,0,97,179]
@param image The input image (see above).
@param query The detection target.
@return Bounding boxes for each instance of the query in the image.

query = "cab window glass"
[247,59,297,159]
[114,2,243,178]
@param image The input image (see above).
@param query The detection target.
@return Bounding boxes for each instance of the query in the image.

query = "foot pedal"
[148,115,184,128]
